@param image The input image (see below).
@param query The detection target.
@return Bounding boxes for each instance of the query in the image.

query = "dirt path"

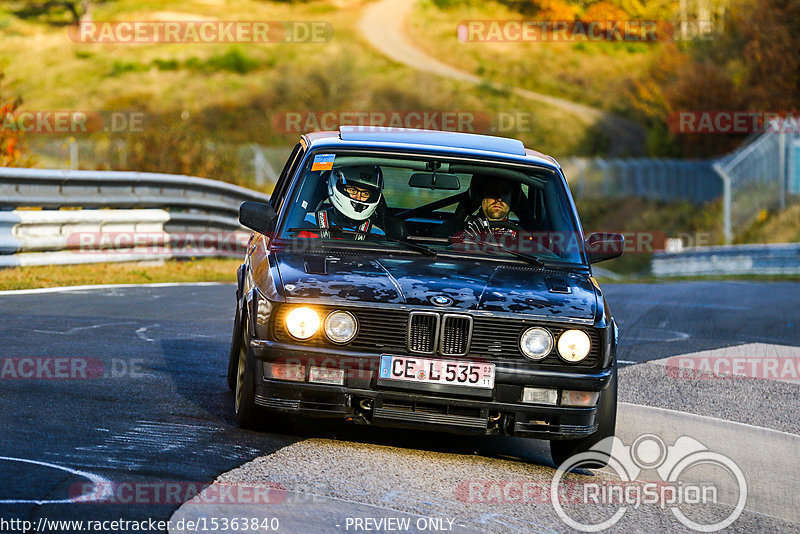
[358,0,646,156]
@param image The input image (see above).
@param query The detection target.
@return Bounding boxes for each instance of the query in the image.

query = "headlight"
[285,307,320,340]
[557,329,591,362]
[519,327,553,360]
[324,310,358,344]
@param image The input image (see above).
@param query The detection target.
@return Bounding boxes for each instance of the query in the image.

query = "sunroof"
[338,126,527,156]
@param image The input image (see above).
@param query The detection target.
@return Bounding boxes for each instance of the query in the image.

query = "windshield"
[278,151,586,265]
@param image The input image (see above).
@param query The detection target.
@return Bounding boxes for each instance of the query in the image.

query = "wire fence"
[565,127,800,243]
[563,157,722,204]
[714,129,800,242]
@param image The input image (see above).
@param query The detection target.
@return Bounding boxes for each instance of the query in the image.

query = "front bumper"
[250,340,614,439]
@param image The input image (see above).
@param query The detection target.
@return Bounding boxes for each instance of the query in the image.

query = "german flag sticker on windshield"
[311,154,335,171]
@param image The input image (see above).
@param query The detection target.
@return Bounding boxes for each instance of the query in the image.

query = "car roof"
[303,127,560,169]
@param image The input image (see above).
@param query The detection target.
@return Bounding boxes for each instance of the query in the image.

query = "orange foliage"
[626,0,799,157]
[581,2,629,23]
[533,0,577,21]
[0,72,31,167]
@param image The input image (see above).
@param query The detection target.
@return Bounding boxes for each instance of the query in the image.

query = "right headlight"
[285,307,320,340]
[519,327,554,360]
[557,329,591,363]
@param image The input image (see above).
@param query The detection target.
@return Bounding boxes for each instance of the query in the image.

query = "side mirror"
[239,201,278,235]
[586,233,624,263]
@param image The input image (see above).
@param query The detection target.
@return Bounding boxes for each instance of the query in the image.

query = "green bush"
[109,60,148,77]
[152,58,180,71]
[203,48,260,74]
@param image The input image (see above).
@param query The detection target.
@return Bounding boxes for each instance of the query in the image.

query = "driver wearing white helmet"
[314,165,390,240]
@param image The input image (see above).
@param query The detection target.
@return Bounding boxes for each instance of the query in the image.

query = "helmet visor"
[335,179,380,203]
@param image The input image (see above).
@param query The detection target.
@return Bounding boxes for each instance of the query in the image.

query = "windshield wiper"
[459,239,545,268]
[285,227,436,257]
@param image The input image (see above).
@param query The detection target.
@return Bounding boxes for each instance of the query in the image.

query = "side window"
[270,143,305,212]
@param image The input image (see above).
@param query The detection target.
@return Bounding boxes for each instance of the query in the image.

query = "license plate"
[379,355,495,389]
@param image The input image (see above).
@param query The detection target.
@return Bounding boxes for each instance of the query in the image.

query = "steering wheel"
[487,220,523,233]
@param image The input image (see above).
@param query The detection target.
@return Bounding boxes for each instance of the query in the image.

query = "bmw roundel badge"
[430,295,453,307]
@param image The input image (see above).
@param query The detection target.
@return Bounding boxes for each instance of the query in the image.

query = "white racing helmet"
[327,165,384,221]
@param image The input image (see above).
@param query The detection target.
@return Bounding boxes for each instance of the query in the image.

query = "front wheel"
[550,366,617,469]
[234,311,261,429]
[226,299,243,391]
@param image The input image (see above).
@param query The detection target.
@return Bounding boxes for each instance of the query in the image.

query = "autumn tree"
[627,0,799,157]
[0,72,33,168]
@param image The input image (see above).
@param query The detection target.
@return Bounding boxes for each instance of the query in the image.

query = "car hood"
[273,251,597,320]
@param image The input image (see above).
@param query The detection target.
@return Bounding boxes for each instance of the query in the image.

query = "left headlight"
[557,329,591,363]
[324,310,358,344]
[285,307,320,340]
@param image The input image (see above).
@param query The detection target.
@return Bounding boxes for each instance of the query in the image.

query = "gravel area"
[170,437,799,533]
[619,359,800,435]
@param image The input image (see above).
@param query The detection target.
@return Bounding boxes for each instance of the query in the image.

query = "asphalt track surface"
[0,281,798,533]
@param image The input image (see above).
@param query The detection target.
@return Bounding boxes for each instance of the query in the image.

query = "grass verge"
[0,258,240,290]
[407,0,656,118]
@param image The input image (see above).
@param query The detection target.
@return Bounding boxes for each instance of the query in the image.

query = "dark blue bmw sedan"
[228,126,624,467]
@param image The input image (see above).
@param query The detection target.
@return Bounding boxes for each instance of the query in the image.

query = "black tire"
[234,310,261,429]
[226,299,243,391]
[550,366,617,469]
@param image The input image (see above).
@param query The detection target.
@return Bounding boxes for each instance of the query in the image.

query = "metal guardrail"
[0,168,268,267]
[0,167,270,217]
[0,208,251,267]
[652,243,800,277]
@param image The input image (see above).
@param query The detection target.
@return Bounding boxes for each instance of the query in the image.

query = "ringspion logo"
[551,434,747,531]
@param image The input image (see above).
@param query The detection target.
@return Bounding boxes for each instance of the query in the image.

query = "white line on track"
[0,456,112,505]
[135,325,158,343]
[33,321,136,335]
[0,282,230,296]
